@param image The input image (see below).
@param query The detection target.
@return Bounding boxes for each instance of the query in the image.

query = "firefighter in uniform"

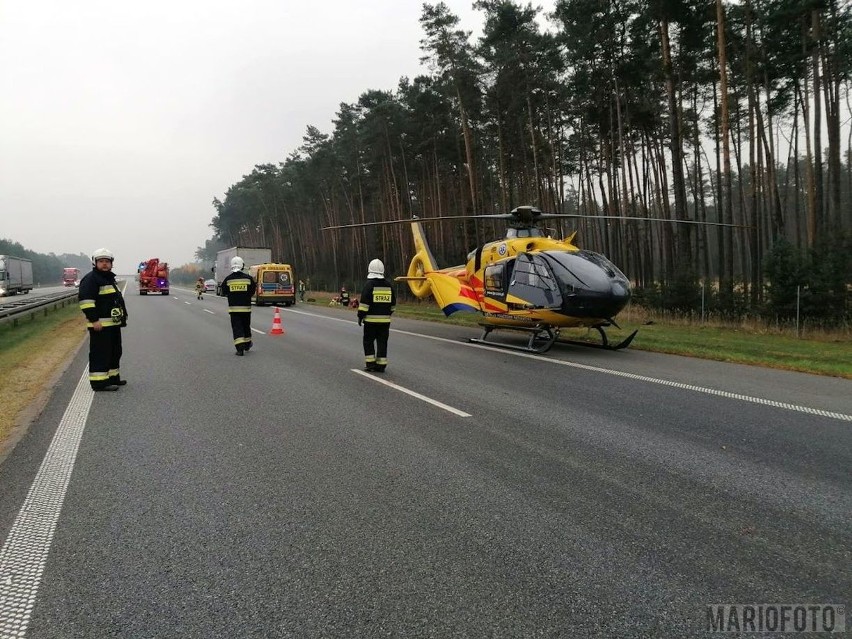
[357,258,396,372]
[221,256,257,355]
[78,248,128,391]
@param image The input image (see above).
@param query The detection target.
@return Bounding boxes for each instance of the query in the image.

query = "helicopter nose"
[569,278,631,318]
[547,250,632,318]
[610,279,630,301]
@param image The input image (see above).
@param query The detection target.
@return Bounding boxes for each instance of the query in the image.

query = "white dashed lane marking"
[352,369,471,417]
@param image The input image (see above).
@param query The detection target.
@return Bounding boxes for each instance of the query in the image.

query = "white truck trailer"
[214,247,272,296]
[0,255,34,296]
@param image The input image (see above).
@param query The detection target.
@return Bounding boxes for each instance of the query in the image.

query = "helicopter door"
[506,253,562,308]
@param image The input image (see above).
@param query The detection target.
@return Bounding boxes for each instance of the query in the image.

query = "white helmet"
[367,258,385,279]
[91,248,114,265]
[230,256,245,272]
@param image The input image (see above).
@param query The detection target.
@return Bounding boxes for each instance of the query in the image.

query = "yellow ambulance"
[249,263,296,306]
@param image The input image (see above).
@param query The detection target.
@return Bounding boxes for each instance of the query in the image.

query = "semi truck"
[214,247,272,296]
[62,267,80,287]
[137,258,170,295]
[0,255,34,296]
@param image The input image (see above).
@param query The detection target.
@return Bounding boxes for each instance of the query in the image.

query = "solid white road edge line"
[283,307,851,422]
[251,328,265,334]
[351,369,471,417]
[0,369,94,637]
[204,309,215,315]
[391,329,852,423]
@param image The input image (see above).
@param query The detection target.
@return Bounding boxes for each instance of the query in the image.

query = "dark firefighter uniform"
[78,269,128,389]
[221,270,257,354]
[357,277,396,372]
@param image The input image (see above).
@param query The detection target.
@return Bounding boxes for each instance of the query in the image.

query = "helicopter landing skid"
[556,326,639,351]
[469,324,559,354]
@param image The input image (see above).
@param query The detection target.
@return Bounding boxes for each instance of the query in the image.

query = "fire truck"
[62,267,80,287]
[137,258,169,295]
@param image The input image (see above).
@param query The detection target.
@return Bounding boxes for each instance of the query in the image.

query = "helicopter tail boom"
[399,220,480,315]
[428,273,480,316]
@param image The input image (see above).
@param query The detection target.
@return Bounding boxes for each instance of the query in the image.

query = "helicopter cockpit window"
[543,250,629,294]
[506,228,539,239]
[506,254,561,308]
[484,263,506,299]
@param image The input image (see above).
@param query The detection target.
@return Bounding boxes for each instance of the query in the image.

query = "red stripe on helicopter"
[458,285,478,300]
[481,300,505,312]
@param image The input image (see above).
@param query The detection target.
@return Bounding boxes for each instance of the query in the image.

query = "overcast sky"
[1,1,553,274]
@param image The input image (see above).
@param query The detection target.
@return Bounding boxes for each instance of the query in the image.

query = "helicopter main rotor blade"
[537,214,750,229]
[322,214,513,231]
[322,212,750,231]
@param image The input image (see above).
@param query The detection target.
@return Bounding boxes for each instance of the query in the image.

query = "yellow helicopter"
[326,206,738,354]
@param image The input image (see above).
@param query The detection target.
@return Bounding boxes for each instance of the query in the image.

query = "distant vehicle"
[248,263,296,306]
[204,279,216,293]
[62,267,80,287]
[0,255,34,296]
[138,258,169,295]
[214,247,272,295]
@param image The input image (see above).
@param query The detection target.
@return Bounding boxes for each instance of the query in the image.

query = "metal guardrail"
[0,290,80,328]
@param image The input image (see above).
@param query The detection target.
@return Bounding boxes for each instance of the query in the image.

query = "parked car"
[204,279,216,293]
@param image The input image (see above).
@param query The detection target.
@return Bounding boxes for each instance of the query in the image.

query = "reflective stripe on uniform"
[108,368,120,377]
[227,278,252,293]
[79,299,96,310]
[86,317,122,328]
[98,285,118,295]
[228,306,252,313]
[376,357,388,365]
[234,337,252,345]
[358,303,369,312]
[365,355,376,364]
[371,287,392,303]
[89,371,110,381]
[364,315,391,323]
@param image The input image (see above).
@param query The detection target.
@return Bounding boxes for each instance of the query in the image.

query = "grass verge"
[0,304,86,450]
[307,292,852,379]
[594,322,850,377]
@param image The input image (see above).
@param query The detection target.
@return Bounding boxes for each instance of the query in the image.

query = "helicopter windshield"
[503,253,562,308]
[542,250,628,291]
[505,227,545,239]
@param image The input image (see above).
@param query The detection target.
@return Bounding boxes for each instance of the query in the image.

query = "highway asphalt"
[0,286,849,637]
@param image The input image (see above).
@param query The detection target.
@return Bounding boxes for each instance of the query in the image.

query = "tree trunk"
[526,94,542,206]
[659,19,691,268]
[810,9,823,242]
[457,89,477,214]
[716,0,734,308]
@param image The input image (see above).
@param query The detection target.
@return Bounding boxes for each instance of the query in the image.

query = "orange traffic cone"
[270,307,285,335]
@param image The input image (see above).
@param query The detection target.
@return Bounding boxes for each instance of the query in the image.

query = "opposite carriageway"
[0,290,81,328]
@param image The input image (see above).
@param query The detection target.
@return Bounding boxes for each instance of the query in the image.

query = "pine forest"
[207,0,852,325]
